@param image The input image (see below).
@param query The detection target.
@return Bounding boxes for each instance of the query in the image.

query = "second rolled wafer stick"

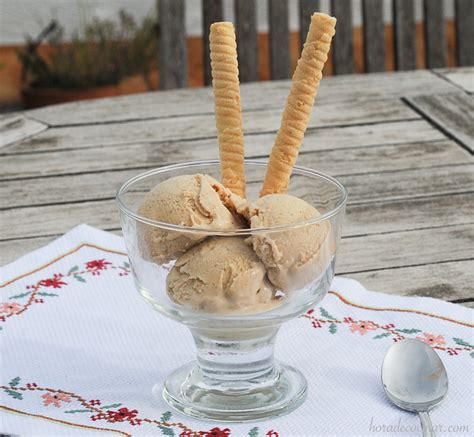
[261,13,336,197]
[210,22,246,198]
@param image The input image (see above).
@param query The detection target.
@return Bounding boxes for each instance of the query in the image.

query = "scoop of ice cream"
[138,174,243,263]
[166,237,280,314]
[240,194,334,291]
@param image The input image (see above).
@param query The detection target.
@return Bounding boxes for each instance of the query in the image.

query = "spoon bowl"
[382,338,448,436]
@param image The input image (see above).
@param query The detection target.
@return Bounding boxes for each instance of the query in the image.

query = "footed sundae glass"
[117,160,346,422]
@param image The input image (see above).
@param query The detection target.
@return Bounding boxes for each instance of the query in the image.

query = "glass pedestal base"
[159,360,307,422]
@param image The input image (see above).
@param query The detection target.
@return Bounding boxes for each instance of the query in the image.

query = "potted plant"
[18,11,159,108]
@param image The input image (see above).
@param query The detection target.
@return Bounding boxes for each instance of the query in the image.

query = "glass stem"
[190,326,281,387]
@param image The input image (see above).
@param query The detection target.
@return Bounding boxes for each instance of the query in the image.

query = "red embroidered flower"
[204,428,231,437]
[86,259,111,271]
[266,431,280,437]
[107,407,138,422]
[41,392,71,407]
[0,303,22,314]
[91,412,106,421]
[416,333,446,347]
[89,399,101,406]
[349,321,378,335]
[130,418,142,426]
[39,274,67,289]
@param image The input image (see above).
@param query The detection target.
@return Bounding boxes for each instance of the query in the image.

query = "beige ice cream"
[166,237,280,314]
[138,174,243,263]
[240,194,334,291]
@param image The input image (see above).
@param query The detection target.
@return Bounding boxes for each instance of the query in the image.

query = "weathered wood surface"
[3,99,419,155]
[235,0,259,82]
[393,0,416,71]
[24,70,458,126]
[362,0,385,73]
[202,0,223,86]
[158,0,187,90]
[0,114,47,148]
[436,67,474,93]
[1,69,473,305]
[405,92,474,153]
[350,260,474,302]
[5,135,465,181]
[455,0,474,67]
[269,0,290,80]
[423,0,446,68]
[299,0,320,50]
[2,163,473,216]
[331,0,355,75]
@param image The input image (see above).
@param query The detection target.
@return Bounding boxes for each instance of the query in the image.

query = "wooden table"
[1,68,473,306]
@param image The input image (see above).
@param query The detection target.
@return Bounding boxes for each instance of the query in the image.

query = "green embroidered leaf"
[74,275,86,283]
[319,307,336,320]
[329,323,338,334]
[160,411,172,422]
[373,332,391,339]
[68,266,79,274]
[470,352,474,358]
[5,389,22,400]
[9,291,31,300]
[8,377,21,387]
[248,426,259,437]
[64,409,93,413]
[453,338,474,348]
[100,403,122,409]
[395,329,421,334]
[37,292,59,297]
[123,262,130,269]
[158,425,175,436]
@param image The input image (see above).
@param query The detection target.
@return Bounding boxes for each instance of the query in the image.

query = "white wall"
[0,0,455,45]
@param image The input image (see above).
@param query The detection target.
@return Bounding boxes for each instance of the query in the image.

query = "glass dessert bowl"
[117,160,347,422]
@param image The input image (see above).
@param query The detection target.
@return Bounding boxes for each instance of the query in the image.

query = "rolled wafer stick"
[210,22,246,198]
[261,13,336,196]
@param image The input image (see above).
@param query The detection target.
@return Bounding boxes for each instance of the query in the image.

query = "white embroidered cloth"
[0,225,472,437]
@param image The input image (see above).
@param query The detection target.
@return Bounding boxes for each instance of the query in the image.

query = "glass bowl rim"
[116,159,347,235]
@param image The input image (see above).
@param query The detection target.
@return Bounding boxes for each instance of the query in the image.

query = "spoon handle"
[418,411,435,437]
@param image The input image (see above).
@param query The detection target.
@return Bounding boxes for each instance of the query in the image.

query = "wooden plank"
[348,260,474,302]
[3,190,473,242]
[269,0,291,80]
[235,0,259,82]
[337,224,474,273]
[299,0,320,50]
[331,0,355,75]
[455,0,474,66]
[435,67,474,93]
[405,92,474,152]
[424,0,446,68]
[393,0,416,71]
[0,114,47,148]
[3,137,467,182]
[158,0,187,89]
[4,98,419,155]
[2,163,472,210]
[362,0,385,73]
[24,70,458,127]
[202,0,223,86]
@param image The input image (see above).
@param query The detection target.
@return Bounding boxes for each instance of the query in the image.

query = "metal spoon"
[381,338,448,437]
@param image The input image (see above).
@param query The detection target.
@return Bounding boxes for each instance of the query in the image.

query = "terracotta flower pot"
[21,84,121,109]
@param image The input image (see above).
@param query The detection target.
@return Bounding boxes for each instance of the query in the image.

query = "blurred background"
[0,0,466,111]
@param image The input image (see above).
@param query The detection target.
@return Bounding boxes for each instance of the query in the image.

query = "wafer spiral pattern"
[210,22,246,198]
[261,13,336,196]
